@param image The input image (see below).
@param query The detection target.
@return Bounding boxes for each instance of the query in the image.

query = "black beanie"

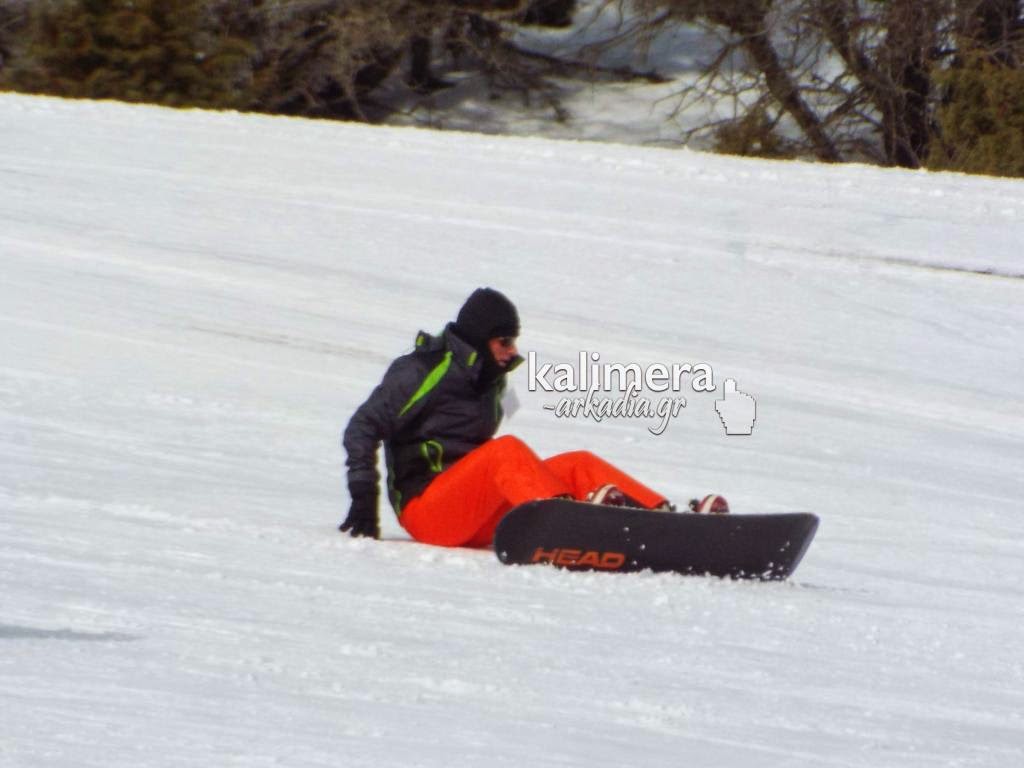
[454,287,520,347]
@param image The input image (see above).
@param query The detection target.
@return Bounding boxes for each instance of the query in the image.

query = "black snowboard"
[494,500,819,580]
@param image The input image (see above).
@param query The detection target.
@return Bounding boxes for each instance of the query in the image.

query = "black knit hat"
[454,287,520,347]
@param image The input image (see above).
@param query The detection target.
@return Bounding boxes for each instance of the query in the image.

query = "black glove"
[340,481,380,539]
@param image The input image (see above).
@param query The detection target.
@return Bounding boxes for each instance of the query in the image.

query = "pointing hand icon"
[715,379,756,435]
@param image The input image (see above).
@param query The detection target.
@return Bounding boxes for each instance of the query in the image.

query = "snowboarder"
[341,287,726,546]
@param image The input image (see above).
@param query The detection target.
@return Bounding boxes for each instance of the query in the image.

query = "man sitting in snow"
[340,287,727,546]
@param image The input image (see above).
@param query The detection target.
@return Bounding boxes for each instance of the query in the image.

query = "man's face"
[487,336,519,368]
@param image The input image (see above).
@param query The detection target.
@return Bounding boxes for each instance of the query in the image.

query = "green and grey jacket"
[343,324,521,514]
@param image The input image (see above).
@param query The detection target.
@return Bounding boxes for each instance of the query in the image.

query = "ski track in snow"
[1,94,1023,767]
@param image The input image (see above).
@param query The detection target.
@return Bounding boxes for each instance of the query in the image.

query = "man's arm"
[340,356,428,537]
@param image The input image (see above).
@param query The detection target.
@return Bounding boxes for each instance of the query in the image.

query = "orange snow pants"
[399,435,666,548]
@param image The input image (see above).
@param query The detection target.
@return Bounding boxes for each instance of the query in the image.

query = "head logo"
[531,547,627,570]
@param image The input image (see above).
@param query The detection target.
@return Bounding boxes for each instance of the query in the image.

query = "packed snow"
[2,93,1023,767]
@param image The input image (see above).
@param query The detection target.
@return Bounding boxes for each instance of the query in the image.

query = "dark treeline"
[2,0,1022,177]
[0,1,574,118]
[0,0,577,118]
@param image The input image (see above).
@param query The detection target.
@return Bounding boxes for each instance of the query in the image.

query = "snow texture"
[2,93,1023,767]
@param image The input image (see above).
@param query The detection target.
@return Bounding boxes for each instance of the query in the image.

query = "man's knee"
[548,449,597,466]
[488,434,531,456]
[486,435,552,477]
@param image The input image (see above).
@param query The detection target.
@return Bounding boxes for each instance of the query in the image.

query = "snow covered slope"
[2,94,1023,767]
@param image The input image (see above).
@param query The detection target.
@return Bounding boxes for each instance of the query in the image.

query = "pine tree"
[929,56,1024,177]
[2,0,255,110]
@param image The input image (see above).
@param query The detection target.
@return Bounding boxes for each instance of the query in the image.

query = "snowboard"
[493,499,819,580]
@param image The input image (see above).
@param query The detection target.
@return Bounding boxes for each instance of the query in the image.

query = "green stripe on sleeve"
[398,350,452,418]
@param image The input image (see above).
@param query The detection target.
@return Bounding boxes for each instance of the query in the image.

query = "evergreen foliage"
[930,56,1024,177]
[1,0,255,109]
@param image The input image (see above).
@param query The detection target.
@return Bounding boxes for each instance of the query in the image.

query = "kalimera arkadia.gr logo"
[525,351,756,436]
